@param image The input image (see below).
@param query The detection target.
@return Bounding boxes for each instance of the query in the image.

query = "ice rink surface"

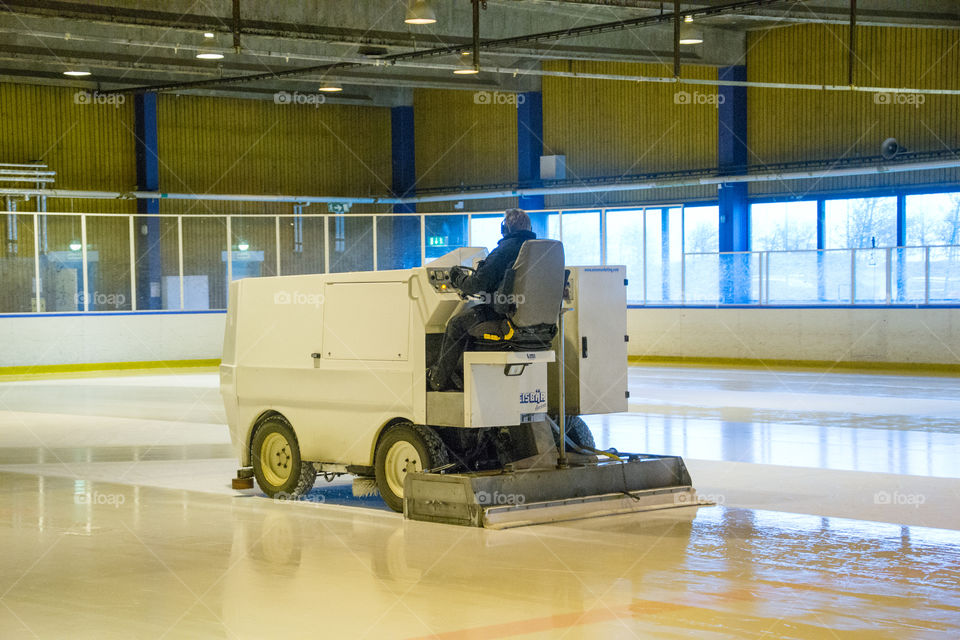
[1,365,958,638]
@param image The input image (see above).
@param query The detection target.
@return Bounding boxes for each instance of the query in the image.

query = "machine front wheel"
[375,423,448,512]
[251,416,317,499]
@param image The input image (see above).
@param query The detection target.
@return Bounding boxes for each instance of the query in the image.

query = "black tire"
[374,423,448,513]
[553,415,596,452]
[251,415,317,499]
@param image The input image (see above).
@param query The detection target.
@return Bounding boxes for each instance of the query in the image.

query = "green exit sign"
[428,236,448,247]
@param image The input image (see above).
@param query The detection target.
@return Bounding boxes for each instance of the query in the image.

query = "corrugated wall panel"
[0,83,137,213]
[747,24,960,198]
[413,88,518,213]
[157,94,393,215]
[542,60,719,208]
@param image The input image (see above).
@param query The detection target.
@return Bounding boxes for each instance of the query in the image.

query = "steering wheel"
[451,266,476,299]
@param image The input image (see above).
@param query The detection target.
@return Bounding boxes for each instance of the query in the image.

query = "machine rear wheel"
[251,416,317,499]
[375,423,448,512]
[554,415,596,451]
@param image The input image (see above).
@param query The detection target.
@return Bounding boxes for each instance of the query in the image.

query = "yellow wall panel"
[747,24,960,197]
[542,60,719,208]
[0,83,137,213]
[157,94,393,215]
[413,88,518,213]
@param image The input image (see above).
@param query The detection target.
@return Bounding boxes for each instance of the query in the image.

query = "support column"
[717,65,749,303]
[517,91,548,236]
[134,92,162,310]
[390,105,420,267]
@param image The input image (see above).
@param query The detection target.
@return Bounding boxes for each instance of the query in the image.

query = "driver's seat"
[467,239,565,351]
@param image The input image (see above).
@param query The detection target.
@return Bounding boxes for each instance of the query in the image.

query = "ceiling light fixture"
[684,15,694,23]
[69,241,82,251]
[679,25,703,45]
[319,83,343,92]
[196,50,224,60]
[405,0,437,25]
[453,52,479,75]
[203,31,216,38]
[63,70,91,77]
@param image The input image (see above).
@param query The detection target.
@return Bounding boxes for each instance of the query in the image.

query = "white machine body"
[550,265,629,416]
[220,248,555,469]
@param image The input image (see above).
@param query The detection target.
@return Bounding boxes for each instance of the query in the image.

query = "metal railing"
[1,209,958,314]
[676,246,960,306]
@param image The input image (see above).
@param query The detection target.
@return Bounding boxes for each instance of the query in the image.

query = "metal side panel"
[404,456,702,528]
[426,391,465,428]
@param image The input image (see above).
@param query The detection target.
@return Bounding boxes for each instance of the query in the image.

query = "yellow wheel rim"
[260,432,293,487]
[384,441,422,500]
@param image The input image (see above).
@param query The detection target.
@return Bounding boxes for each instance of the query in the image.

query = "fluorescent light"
[63,70,91,77]
[679,25,703,45]
[203,31,216,38]
[405,0,437,25]
[318,83,343,92]
[454,51,479,75]
[196,51,224,60]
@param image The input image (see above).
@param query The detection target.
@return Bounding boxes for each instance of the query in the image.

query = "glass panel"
[683,205,719,253]
[39,214,85,312]
[424,215,467,261]
[824,196,897,249]
[525,210,554,241]
[644,208,682,303]
[182,216,227,310]
[157,217,181,310]
[377,215,421,270]
[751,201,818,251]
[821,249,853,303]
[719,253,759,304]
[766,250,821,303]
[469,214,502,252]
[560,210,601,265]
[279,215,325,275]
[893,247,926,303]
[85,215,132,311]
[328,215,373,273]
[543,212,561,241]
[685,253,719,303]
[905,192,960,246]
[605,209,644,303]
[853,249,887,303]
[231,216,277,280]
[0,213,36,313]
[928,246,960,302]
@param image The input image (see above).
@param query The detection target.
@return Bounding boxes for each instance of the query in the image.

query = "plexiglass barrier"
[1,210,959,313]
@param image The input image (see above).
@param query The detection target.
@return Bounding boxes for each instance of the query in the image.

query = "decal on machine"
[520,389,547,411]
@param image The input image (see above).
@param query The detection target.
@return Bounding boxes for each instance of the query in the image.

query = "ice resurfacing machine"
[221,241,704,527]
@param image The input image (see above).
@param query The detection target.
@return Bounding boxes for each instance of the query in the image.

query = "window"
[682,206,719,253]
[559,210,601,265]
[906,192,960,246]
[424,215,468,261]
[645,208,683,303]
[605,209,644,303]
[824,196,896,249]
[751,201,817,251]
[469,215,502,251]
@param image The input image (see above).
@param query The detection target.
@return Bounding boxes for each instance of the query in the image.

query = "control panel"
[427,267,456,293]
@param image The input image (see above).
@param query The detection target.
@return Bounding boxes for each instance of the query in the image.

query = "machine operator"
[427,208,536,391]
